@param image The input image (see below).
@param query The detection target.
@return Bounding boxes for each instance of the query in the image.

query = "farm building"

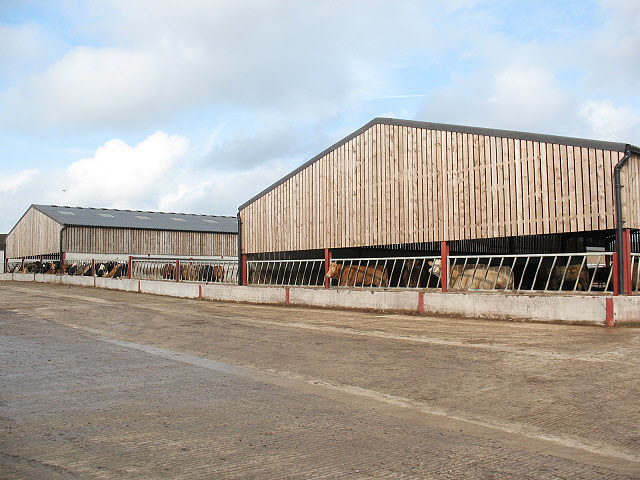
[6,204,238,262]
[238,118,639,294]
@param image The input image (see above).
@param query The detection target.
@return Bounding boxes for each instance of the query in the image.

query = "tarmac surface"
[1,281,640,479]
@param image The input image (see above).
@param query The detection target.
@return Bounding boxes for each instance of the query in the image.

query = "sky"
[1,0,640,233]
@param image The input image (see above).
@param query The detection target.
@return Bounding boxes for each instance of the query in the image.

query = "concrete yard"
[1,281,640,479]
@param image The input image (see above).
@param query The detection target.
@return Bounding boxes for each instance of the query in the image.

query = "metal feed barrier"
[448,253,614,293]
[57,257,238,284]
[131,258,238,284]
[247,259,326,287]
[7,252,634,294]
[247,253,618,293]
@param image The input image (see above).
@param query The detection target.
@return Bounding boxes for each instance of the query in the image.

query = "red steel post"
[241,254,248,286]
[60,253,66,274]
[440,241,449,293]
[324,248,332,289]
[91,259,95,277]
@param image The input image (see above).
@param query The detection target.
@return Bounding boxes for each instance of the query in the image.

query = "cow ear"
[428,261,432,266]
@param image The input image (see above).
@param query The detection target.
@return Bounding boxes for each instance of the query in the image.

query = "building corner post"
[440,241,449,292]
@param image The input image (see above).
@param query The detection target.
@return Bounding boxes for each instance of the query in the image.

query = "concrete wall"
[1,273,638,326]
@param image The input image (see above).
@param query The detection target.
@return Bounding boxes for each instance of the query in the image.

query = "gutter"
[614,144,640,294]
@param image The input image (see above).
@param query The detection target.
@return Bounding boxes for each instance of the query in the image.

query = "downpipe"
[613,145,639,294]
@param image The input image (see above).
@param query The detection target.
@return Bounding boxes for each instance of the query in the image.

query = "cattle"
[179,264,200,281]
[199,264,225,283]
[161,263,176,280]
[549,264,590,291]
[326,261,389,287]
[401,259,440,288]
[428,259,514,290]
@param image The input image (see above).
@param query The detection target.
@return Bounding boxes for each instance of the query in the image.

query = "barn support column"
[241,254,248,286]
[60,253,65,274]
[440,241,449,292]
[175,260,180,282]
[324,249,332,289]
[91,259,95,277]
[21,257,24,273]
[128,256,133,279]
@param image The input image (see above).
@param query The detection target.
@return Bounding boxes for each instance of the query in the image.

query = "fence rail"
[247,253,617,293]
[5,252,635,295]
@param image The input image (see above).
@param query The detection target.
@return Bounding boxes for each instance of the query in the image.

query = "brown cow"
[402,259,428,288]
[549,264,590,291]
[428,259,514,290]
[326,262,389,287]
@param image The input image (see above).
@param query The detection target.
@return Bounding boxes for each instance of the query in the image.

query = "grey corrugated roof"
[239,117,637,210]
[32,205,237,233]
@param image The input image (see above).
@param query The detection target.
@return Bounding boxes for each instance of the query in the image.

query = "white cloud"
[0,168,39,194]
[55,131,189,207]
[578,100,639,142]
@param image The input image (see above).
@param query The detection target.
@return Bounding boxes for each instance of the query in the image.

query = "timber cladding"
[62,227,237,257]
[6,208,62,258]
[240,118,637,254]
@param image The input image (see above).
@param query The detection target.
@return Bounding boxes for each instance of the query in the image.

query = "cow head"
[428,259,442,277]
[326,262,342,279]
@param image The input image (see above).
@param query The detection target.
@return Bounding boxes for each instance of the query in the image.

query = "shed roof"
[239,117,638,210]
[31,205,238,233]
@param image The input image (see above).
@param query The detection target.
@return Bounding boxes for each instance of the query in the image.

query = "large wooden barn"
[6,205,238,261]
[238,118,639,293]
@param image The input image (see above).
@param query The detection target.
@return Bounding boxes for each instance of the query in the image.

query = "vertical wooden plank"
[566,145,576,232]
[520,140,530,236]
[388,126,395,245]
[446,131,455,241]
[551,144,562,233]
[403,127,411,245]
[580,147,591,232]
[588,148,599,231]
[495,138,505,238]
[603,150,615,230]
[505,139,524,235]
[573,146,584,232]
[489,136,498,238]
[478,135,486,238]
[596,149,607,229]
[373,124,381,246]
[461,133,470,240]
[544,144,555,234]
[532,141,542,235]
[438,130,447,242]
[472,135,480,238]
[427,129,436,243]
[384,125,391,246]
[413,128,420,244]
[526,140,535,235]
[559,144,569,232]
